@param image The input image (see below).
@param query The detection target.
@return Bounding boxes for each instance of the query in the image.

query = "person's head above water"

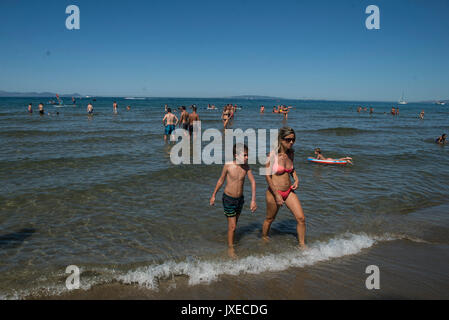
[233,143,248,163]
[314,148,322,154]
[278,127,296,152]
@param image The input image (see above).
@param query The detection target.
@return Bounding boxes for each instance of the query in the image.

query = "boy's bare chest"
[227,166,246,181]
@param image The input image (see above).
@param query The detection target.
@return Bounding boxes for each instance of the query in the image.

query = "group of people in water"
[162,104,200,142]
[259,105,292,120]
[357,106,374,114]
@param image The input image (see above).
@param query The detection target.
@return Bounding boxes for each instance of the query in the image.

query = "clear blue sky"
[1,0,448,101]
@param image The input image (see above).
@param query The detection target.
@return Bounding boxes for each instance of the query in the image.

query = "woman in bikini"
[222,106,231,129]
[263,127,306,248]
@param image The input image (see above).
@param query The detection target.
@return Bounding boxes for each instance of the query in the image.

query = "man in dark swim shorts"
[188,106,199,136]
[179,106,189,131]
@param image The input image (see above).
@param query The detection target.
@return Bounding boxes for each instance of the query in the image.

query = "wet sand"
[37,238,449,300]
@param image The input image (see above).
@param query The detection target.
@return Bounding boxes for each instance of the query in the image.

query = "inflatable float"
[307,157,349,165]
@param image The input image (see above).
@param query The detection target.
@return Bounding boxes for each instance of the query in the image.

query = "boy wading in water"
[210,143,257,258]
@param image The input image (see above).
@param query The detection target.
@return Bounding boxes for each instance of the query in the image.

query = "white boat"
[398,91,407,105]
[435,101,446,105]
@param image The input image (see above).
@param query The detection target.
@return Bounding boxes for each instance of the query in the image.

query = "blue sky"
[0,0,448,101]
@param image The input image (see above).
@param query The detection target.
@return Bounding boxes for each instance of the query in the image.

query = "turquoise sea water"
[0,97,448,299]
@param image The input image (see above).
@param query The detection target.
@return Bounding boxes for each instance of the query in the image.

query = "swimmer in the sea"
[419,110,425,119]
[87,103,94,115]
[314,148,353,164]
[435,134,446,145]
[28,103,33,114]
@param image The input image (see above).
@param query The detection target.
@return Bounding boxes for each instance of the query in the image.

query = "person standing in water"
[222,106,232,129]
[27,103,33,114]
[113,101,118,114]
[263,127,306,248]
[162,108,178,142]
[87,103,94,115]
[38,103,45,115]
[419,110,425,119]
[260,105,265,113]
[210,143,257,258]
[188,106,200,136]
[179,106,189,132]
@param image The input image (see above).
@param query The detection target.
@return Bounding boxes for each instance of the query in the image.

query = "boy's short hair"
[233,143,248,158]
[167,107,171,112]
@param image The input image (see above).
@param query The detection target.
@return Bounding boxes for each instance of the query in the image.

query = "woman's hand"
[275,193,284,206]
[292,179,299,190]
[209,196,215,206]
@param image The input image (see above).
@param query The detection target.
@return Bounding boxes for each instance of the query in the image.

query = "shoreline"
[32,238,448,300]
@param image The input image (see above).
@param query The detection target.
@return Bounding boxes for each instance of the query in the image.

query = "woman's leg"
[284,192,306,247]
[263,189,280,239]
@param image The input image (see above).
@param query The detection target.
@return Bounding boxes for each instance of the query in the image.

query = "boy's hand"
[292,180,299,190]
[209,196,215,206]
[250,200,257,212]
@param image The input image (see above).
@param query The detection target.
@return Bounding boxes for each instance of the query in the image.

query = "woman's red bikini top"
[272,154,294,175]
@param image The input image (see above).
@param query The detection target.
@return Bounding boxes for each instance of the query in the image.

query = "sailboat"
[398,91,407,105]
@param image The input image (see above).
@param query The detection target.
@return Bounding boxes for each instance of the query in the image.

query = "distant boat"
[435,101,446,105]
[398,91,407,105]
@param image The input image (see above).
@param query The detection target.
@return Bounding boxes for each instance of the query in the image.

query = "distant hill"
[0,90,84,98]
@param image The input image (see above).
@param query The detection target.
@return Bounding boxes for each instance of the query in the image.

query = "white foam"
[118,232,396,289]
[1,232,404,299]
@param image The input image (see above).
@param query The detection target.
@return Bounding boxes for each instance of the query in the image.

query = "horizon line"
[0,90,446,104]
